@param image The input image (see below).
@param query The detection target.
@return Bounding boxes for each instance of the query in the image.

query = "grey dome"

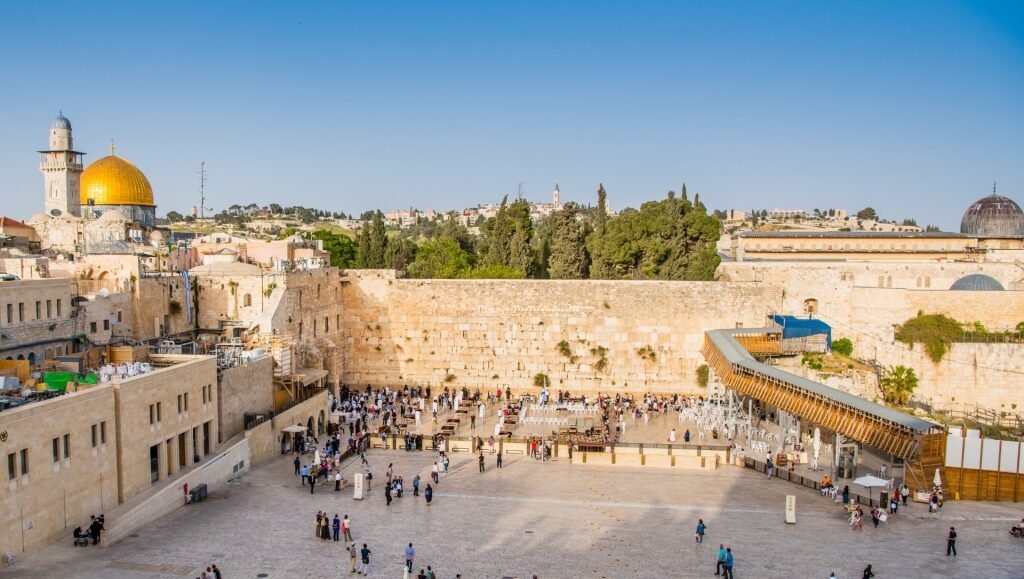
[52,112,71,130]
[960,194,1024,238]
[949,274,1004,291]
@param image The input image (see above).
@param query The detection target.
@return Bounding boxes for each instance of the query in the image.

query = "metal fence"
[743,457,881,507]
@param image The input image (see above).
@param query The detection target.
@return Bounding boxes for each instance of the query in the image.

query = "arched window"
[803,298,819,315]
[243,293,252,307]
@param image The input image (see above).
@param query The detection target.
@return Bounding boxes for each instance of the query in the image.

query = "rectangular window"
[298,322,303,338]
[184,393,189,411]
[46,300,52,318]
[149,404,155,425]
[35,301,41,320]
[103,319,110,330]
[90,322,97,333]
[100,421,107,444]
[313,320,317,338]
[18,302,24,322]
[20,449,28,475]
[157,402,162,422]
[56,299,62,317]
[63,434,70,458]
[324,317,329,333]
[178,394,183,413]
[5,304,11,324]
[7,453,15,480]
[52,438,60,463]
[92,424,98,447]
[117,310,122,322]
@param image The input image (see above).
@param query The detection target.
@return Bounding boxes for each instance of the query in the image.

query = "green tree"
[365,211,389,268]
[856,207,878,220]
[311,230,356,268]
[166,211,184,222]
[408,238,473,278]
[461,264,525,279]
[438,218,475,253]
[354,224,371,268]
[387,236,418,272]
[547,203,590,279]
[588,184,615,279]
[589,190,720,280]
[880,365,918,406]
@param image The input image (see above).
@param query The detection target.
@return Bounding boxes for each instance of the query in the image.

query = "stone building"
[0,355,218,556]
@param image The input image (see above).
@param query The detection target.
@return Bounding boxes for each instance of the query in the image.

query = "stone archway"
[306,416,314,436]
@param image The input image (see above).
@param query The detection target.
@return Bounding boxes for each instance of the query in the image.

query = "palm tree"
[880,365,918,406]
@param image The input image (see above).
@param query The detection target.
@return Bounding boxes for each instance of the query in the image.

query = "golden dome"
[81,154,155,207]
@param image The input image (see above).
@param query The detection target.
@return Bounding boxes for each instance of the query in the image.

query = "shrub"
[696,364,709,388]
[895,313,963,363]
[533,373,549,387]
[832,337,854,357]
[168,300,182,315]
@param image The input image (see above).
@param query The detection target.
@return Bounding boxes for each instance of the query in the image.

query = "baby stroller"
[73,527,89,546]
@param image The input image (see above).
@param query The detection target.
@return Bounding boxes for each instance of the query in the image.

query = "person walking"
[385,483,392,506]
[320,515,330,541]
[695,519,706,543]
[309,473,316,494]
[358,543,371,575]
[404,543,415,572]
[479,452,485,473]
[431,463,439,484]
[332,514,341,542]
[335,471,343,492]
[724,547,734,579]
[496,450,503,469]
[715,544,726,575]
[946,526,957,556]
[425,483,433,505]
[294,455,301,475]
[862,564,875,578]
[413,474,421,496]
[365,469,372,491]
[901,483,910,506]
[343,515,352,542]
[766,456,774,478]
[348,542,358,574]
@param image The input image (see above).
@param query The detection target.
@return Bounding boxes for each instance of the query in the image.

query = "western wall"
[339,269,1024,411]
[340,270,781,393]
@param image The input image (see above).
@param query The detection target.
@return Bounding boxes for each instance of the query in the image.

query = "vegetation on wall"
[533,372,549,387]
[895,313,964,363]
[168,300,182,315]
[636,345,657,362]
[696,364,709,388]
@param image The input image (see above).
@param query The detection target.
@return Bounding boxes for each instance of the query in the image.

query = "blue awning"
[769,315,832,349]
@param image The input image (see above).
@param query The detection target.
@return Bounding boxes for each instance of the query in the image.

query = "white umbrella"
[282,425,306,434]
[933,468,942,488]
[812,428,821,470]
[852,474,889,503]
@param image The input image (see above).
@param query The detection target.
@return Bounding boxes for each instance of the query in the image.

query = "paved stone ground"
[7,449,1024,578]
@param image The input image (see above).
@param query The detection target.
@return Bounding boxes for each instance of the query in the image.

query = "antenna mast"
[198,162,209,219]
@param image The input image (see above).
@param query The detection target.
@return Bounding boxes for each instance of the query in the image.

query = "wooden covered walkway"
[702,328,946,492]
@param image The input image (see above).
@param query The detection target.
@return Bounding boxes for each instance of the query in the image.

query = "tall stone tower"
[39,112,85,217]
[553,183,561,207]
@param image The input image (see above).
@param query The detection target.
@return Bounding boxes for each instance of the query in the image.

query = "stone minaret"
[553,183,561,207]
[39,112,85,217]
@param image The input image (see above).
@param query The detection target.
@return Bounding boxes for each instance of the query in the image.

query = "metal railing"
[743,457,881,507]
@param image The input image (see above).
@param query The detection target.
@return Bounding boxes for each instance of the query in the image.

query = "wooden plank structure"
[702,328,946,493]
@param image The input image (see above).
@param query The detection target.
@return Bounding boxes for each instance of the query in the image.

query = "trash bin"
[879,490,889,505]
[190,483,208,503]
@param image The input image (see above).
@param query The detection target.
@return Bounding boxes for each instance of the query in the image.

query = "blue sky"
[1,1,1022,229]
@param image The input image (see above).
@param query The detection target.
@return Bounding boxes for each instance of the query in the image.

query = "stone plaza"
[8,446,1024,579]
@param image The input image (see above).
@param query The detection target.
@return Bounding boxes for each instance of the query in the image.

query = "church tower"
[39,112,85,217]
[553,183,561,207]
